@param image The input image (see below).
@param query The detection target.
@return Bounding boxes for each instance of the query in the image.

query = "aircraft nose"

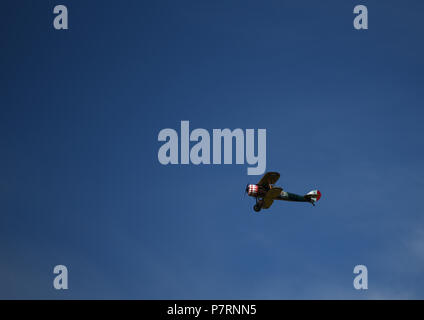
[246,184,258,196]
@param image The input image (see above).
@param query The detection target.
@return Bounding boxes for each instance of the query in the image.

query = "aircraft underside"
[276,191,308,202]
[253,192,311,212]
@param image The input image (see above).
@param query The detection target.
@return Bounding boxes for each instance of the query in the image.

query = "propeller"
[244,184,249,197]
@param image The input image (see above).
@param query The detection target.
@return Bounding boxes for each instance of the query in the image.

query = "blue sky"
[1,0,424,299]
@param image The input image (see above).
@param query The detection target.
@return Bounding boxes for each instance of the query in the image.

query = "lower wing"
[262,187,283,209]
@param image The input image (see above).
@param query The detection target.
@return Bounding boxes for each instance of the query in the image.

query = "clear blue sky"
[1,0,424,299]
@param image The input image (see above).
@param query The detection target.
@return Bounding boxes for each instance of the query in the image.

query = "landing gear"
[253,198,263,212]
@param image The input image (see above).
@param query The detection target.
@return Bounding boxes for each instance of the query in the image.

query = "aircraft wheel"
[253,204,261,212]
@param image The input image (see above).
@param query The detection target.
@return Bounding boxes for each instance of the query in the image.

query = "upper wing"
[257,172,280,187]
[262,187,282,209]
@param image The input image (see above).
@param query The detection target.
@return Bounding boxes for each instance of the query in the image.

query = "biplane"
[245,172,321,212]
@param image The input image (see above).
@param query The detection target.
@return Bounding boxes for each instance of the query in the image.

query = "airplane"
[245,172,321,212]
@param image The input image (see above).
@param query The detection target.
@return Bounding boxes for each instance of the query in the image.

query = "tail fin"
[305,190,321,204]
